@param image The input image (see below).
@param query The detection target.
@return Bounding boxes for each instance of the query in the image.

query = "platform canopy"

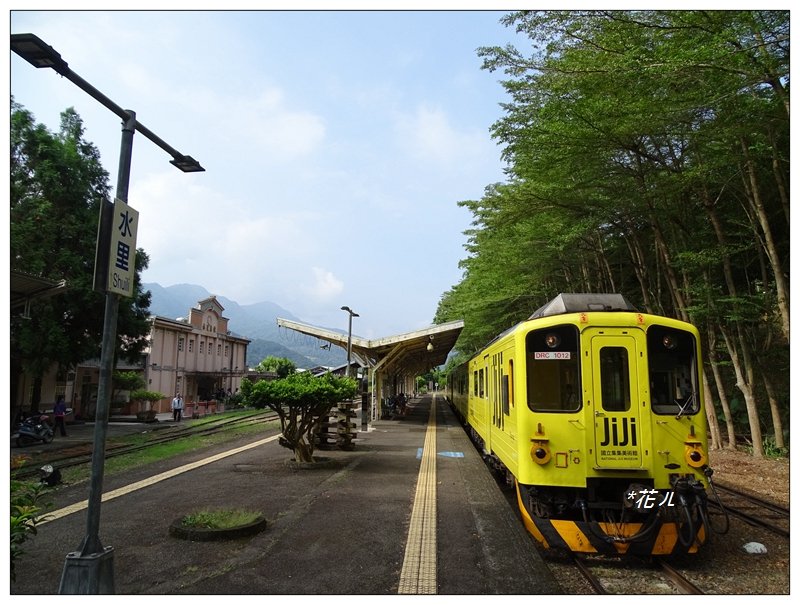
[11,270,69,316]
[276,318,464,377]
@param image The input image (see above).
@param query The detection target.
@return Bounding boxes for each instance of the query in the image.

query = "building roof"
[10,270,69,314]
[276,318,464,376]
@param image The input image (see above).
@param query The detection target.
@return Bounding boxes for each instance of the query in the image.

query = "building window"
[178,337,184,352]
[188,339,194,353]
[217,344,222,356]
[225,345,229,358]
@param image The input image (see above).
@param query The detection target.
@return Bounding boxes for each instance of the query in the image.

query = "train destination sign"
[534,351,571,360]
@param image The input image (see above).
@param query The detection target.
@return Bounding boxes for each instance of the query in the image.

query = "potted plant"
[130,389,165,422]
[112,371,145,415]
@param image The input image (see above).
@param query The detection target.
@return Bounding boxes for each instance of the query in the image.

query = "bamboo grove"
[435,11,789,457]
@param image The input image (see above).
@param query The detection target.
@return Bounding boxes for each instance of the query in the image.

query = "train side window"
[599,347,631,412]
[648,326,700,416]
[508,359,514,407]
[501,375,510,415]
[473,371,478,396]
[526,325,581,412]
[479,369,485,398]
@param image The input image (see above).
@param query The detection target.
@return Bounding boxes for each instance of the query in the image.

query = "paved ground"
[10,396,561,595]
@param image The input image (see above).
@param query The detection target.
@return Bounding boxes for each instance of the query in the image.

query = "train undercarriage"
[467,425,711,556]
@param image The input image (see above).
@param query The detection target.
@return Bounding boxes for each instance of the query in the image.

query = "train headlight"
[530,441,551,465]
[684,444,707,468]
[662,334,677,350]
[545,333,561,348]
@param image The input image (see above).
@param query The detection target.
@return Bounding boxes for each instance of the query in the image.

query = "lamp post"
[12,33,203,594]
[340,306,359,377]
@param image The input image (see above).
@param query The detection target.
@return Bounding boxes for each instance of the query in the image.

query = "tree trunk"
[740,137,790,344]
[706,322,736,449]
[702,370,722,450]
[649,213,688,322]
[762,373,785,450]
[623,230,654,313]
[293,437,315,463]
[718,323,764,457]
[769,128,789,225]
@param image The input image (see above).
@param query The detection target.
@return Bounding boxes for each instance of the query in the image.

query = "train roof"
[529,293,637,319]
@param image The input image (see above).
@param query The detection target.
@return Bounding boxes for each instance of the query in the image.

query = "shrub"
[244,372,358,462]
[10,479,47,582]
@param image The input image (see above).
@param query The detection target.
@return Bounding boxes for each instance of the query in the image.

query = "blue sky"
[9,6,524,339]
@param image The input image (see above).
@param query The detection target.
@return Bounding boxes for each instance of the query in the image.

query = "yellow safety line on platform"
[398,394,438,594]
[39,434,281,525]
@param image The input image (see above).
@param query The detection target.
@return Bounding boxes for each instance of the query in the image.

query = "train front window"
[647,326,700,416]
[526,325,580,412]
[599,347,631,412]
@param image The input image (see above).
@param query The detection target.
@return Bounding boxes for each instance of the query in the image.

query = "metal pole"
[59,111,136,594]
[346,313,353,378]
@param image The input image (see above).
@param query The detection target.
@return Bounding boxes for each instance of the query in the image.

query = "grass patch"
[60,416,280,485]
[180,508,262,529]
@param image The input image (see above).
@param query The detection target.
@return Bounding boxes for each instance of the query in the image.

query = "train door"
[587,329,643,469]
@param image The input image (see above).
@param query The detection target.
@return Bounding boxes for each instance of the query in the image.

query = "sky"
[8,4,528,340]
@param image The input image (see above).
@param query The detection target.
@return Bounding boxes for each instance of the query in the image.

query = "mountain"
[143,283,347,369]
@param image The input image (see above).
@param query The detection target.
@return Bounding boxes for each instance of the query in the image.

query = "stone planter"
[283,456,339,471]
[136,409,158,422]
[168,516,267,542]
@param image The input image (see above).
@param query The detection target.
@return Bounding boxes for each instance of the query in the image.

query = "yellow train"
[448,293,713,556]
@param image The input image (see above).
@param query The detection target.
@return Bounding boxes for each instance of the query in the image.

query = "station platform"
[10,395,562,595]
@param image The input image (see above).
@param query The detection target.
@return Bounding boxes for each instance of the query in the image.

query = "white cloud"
[394,104,491,167]
[303,267,344,302]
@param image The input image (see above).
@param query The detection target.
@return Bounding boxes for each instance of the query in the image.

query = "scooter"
[15,414,54,447]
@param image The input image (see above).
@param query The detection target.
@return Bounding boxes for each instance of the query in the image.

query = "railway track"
[708,481,789,538]
[570,554,705,594]
[11,411,279,481]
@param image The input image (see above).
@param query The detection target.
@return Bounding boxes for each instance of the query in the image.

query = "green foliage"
[254,355,297,378]
[10,101,154,404]
[10,479,48,583]
[130,390,166,403]
[180,508,262,529]
[247,372,358,412]
[113,371,146,392]
[437,10,789,451]
[244,372,358,462]
[760,436,788,460]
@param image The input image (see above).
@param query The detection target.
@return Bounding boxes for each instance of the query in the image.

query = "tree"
[437,10,789,456]
[241,372,358,463]
[10,101,153,412]
[254,356,297,378]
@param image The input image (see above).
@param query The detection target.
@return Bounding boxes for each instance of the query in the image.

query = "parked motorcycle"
[15,414,54,447]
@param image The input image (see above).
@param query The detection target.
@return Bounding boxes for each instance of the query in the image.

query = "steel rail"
[571,555,608,594]
[713,482,790,516]
[12,412,278,480]
[656,559,704,594]
[708,500,789,538]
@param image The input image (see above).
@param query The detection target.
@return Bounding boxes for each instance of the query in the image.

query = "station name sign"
[94,197,139,298]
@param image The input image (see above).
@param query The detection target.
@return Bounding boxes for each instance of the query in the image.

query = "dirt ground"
[707,446,790,505]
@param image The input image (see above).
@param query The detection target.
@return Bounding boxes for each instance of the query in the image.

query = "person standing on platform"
[53,395,67,436]
[171,393,184,422]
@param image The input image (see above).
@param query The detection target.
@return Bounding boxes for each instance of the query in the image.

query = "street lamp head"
[341,306,359,317]
[170,154,205,173]
[11,33,69,74]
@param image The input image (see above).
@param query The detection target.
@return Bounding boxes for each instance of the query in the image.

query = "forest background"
[10,11,789,459]
[434,11,790,458]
